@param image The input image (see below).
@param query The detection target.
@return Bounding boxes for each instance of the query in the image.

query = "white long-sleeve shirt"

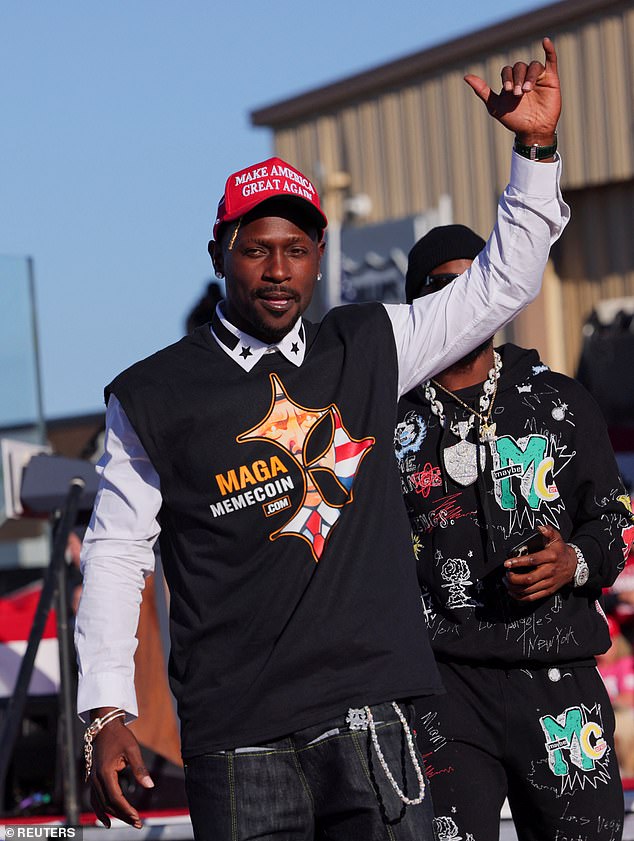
[75,151,570,721]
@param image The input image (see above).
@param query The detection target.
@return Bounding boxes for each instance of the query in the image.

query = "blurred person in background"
[598,615,634,779]
[396,224,634,840]
[184,281,223,334]
[597,615,634,710]
[604,524,634,643]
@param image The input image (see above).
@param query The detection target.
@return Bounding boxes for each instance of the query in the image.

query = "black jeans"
[184,701,435,841]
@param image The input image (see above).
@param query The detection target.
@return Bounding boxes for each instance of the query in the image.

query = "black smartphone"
[510,531,547,558]
[507,531,547,573]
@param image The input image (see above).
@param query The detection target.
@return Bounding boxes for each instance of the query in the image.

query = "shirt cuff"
[77,671,138,723]
[509,149,561,197]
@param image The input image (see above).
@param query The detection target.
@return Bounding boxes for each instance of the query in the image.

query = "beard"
[251,315,296,344]
[236,286,303,344]
[247,306,301,344]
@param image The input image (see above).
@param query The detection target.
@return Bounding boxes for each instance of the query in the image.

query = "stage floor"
[0,790,634,841]
[2,796,634,840]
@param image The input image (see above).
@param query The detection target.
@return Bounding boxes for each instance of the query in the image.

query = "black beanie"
[405,224,486,303]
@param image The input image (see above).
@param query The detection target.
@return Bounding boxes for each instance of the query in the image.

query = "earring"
[317,272,322,282]
[215,270,223,279]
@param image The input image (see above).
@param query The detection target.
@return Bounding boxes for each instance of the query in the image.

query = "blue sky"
[1,0,549,420]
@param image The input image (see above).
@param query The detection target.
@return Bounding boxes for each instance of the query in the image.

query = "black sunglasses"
[420,272,461,296]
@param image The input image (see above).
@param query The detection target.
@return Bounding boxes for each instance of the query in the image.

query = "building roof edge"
[251,0,624,126]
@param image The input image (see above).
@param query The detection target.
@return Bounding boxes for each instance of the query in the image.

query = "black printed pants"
[415,661,624,841]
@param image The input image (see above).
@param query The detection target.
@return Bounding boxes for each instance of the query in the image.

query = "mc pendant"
[443,439,486,487]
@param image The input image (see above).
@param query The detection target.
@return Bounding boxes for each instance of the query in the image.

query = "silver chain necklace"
[423,351,502,486]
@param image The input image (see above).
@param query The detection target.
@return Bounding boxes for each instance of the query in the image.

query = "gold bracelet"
[84,708,126,781]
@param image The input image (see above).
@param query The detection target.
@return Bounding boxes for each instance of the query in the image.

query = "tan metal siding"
[555,179,634,372]
[419,77,450,209]
[260,1,634,374]
[268,6,634,207]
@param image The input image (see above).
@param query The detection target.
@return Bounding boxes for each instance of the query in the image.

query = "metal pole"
[27,257,46,446]
[0,478,85,818]
[326,217,342,311]
[55,531,80,826]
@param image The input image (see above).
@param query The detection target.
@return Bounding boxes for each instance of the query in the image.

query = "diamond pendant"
[443,422,485,486]
[443,439,480,486]
[479,422,497,442]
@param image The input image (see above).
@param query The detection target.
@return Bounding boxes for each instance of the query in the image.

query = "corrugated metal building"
[251,0,634,376]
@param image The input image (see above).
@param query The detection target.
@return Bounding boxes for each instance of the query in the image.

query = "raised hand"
[464,37,560,147]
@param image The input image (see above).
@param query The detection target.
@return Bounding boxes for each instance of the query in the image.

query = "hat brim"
[214,194,328,240]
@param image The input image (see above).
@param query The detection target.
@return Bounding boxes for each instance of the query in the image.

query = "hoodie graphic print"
[396,344,633,666]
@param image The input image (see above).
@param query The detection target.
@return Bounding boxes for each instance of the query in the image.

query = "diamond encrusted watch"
[568,542,589,588]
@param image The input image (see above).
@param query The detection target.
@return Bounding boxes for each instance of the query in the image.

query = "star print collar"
[210,305,306,371]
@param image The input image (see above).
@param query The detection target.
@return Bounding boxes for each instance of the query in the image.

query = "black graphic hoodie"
[396,344,633,667]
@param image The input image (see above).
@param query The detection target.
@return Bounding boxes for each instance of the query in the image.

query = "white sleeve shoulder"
[75,394,162,722]
[385,152,570,397]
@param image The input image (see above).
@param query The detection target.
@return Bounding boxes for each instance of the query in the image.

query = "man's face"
[210,207,324,344]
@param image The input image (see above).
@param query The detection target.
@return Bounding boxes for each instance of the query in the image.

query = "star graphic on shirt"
[291,342,299,354]
[239,346,253,359]
[237,373,374,561]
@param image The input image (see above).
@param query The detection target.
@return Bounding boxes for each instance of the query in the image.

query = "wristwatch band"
[514,133,558,161]
[568,542,589,588]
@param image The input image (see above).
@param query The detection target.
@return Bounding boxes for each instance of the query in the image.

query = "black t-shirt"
[109,303,442,757]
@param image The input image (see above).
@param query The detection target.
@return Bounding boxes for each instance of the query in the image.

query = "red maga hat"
[213,157,328,239]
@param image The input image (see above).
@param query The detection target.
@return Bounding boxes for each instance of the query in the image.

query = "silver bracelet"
[365,702,426,806]
[84,708,126,781]
[568,542,590,588]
